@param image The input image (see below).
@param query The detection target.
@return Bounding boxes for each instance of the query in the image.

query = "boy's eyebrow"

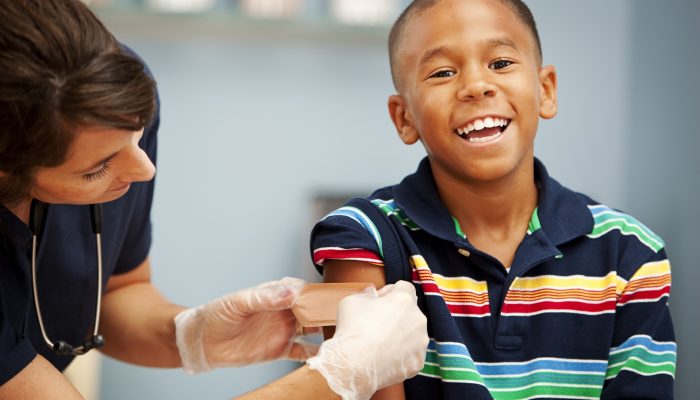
[418,38,519,66]
[484,37,519,52]
[419,46,452,66]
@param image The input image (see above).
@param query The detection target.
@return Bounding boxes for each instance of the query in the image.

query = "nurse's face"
[31,125,155,205]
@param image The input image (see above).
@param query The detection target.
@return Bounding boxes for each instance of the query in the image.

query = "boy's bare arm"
[323,260,407,400]
[234,365,340,400]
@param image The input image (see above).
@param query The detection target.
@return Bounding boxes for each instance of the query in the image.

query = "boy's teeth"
[460,117,509,134]
[454,117,510,143]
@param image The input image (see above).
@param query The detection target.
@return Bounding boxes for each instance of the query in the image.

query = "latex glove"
[174,277,318,374]
[307,280,429,400]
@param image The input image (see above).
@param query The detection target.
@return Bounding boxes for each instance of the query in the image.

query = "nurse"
[0,1,428,399]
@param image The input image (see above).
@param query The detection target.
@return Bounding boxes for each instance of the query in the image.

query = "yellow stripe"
[631,260,671,280]
[413,255,488,293]
[512,273,618,291]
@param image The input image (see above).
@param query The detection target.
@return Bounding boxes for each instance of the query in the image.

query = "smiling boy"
[311,0,676,399]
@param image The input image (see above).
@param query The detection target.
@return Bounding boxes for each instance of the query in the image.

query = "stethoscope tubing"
[29,200,105,356]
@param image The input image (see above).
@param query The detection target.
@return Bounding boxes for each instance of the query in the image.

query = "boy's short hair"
[388,0,543,91]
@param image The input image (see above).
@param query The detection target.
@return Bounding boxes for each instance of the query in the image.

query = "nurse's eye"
[429,69,456,79]
[490,59,514,70]
[83,162,111,182]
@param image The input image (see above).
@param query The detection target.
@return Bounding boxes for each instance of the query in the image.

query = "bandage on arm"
[292,283,373,328]
[322,260,406,400]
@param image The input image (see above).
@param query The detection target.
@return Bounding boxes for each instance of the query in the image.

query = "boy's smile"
[455,115,510,144]
[388,0,557,185]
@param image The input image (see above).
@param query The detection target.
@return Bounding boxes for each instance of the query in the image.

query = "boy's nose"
[456,72,496,101]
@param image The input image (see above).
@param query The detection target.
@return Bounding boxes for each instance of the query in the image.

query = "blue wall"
[94,1,698,398]
[625,1,700,398]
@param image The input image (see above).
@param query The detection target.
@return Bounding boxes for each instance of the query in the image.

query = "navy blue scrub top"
[0,112,159,384]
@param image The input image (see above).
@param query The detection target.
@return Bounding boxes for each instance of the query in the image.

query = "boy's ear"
[388,95,419,145]
[538,65,558,119]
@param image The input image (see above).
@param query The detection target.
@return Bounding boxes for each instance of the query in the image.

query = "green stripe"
[490,384,602,400]
[606,358,676,379]
[609,347,676,366]
[372,200,420,230]
[425,350,606,399]
[589,211,664,252]
[484,371,604,389]
[425,351,475,367]
[421,363,485,384]
[593,212,659,239]
[527,207,541,234]
[590,219,663,252]
[452,217,466,238]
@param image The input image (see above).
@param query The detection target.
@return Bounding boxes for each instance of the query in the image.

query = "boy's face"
[389,0,557,184]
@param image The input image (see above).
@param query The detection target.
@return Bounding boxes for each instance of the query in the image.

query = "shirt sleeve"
[310,205,385,275]
[0,306,36,385]
[602,248,676,399]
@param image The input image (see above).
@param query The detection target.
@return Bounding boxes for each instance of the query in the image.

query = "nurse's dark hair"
[0,0,156,206]
[388,0,542,91]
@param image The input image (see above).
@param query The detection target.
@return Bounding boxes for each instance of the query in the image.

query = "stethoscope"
[28,199,105,356]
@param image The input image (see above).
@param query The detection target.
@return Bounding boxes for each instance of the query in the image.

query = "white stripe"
[610,335,677,352]
[605,368,675,379]
[608,345,676,358]
[502,309,616,316]
[417,371,488,386]
[477,357,608,367]
[504,298,615,306]
[481,369,604,379]
[489,382,601,392]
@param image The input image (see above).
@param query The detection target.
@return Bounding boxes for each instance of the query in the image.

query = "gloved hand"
[307,281,429,400]
[174,277,318,374]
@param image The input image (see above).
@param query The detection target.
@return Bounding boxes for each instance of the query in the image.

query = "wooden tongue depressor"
[292,282,374,327]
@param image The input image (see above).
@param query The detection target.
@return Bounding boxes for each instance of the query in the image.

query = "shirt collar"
[393,157,593,246]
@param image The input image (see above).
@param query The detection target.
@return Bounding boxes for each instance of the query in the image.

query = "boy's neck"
[433,160,538,240]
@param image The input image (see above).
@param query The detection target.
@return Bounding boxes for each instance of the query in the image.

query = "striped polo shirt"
[310,157,676,400]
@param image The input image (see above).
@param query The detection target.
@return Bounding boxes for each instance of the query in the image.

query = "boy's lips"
[454,116,511,144]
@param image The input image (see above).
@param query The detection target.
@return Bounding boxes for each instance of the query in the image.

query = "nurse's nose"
[120,146,156,184]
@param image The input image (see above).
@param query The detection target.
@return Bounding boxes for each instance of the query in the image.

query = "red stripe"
[502,300,616,314]
[418,280,442,295]
[618,286,670,304]
[446,303,491,316]
[313,248,382,265]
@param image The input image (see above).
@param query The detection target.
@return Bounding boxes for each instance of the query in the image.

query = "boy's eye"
[490,59,513,70]
[429,70,456,79]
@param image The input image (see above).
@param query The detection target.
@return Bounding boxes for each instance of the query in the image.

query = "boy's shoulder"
[549,172,665,256]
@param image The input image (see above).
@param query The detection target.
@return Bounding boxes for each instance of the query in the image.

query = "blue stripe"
[475,359,607,375]
[428,340,474,360]
[324,207,383,256]
[611,335,677,354]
